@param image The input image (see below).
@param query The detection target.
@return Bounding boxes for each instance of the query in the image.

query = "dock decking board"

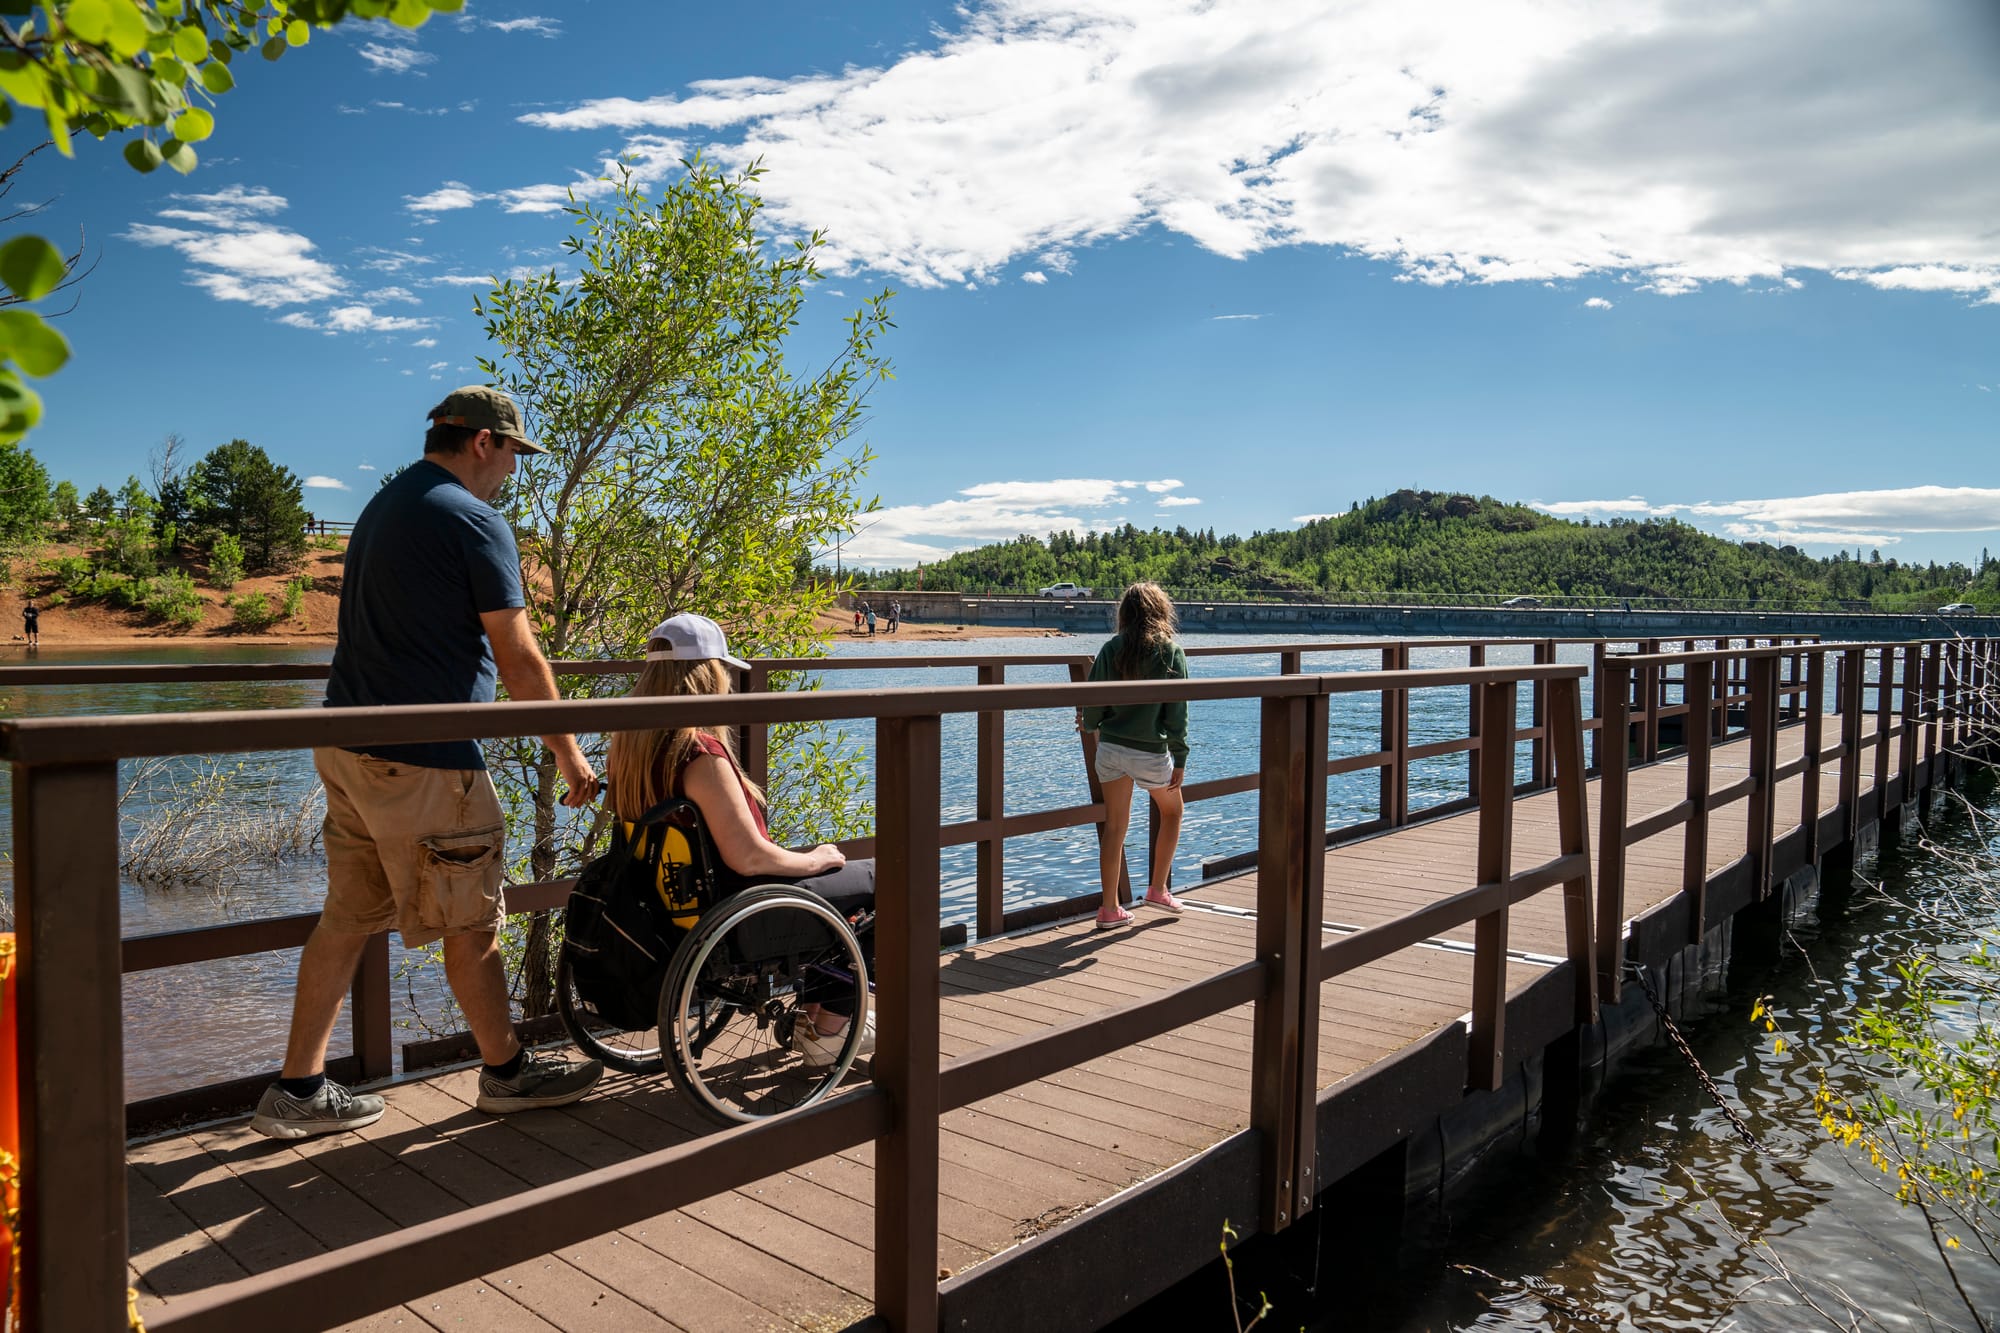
[127,718,1910,1330]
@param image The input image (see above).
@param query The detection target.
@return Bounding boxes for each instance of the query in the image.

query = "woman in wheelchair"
[605,613,877,1068]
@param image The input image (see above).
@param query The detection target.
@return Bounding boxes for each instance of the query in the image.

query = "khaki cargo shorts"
[314,746,508,947]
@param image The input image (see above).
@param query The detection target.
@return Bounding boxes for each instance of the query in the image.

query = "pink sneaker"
[1095,905,1134,930]
[1144,889,1184,914]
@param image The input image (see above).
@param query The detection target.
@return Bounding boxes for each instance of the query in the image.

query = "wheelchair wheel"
[555,950,666,1075]
[660,884,869,1125]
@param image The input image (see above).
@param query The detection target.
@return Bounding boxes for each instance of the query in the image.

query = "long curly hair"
[1112,581,1179,680]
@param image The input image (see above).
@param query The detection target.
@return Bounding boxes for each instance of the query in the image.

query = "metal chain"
[1623,960,1803,1171]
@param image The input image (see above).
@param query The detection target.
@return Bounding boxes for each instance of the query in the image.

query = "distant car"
[1038,582,1092,599]
[1939,602,1976,614]
[1500,595,1542,608]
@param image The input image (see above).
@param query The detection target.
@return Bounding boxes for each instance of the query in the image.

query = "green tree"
[0,1,464,441]
[187,437,307,570]
[206,529,242,588]
[48,475,75,532]
[474,157,893,1013]
[0,437,51,539]
[82,481,113,524]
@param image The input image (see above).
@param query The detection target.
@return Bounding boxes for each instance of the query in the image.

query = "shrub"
[50,555,92,592]
[228,591,278,632]
[208,532,244,590]
[140,570,203,629]
[281,576,308,620]
[42,591,63,608]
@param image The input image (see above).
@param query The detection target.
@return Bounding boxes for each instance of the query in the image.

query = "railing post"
[1466,643,1485,804]
[1071,660,1131,905]
[1641,638,1662,762]
[1252,690,1326,1232]
[1840,648,1865,841]
[1682,659,1713,941]
[1468,680,1516,1091]
[1596,661,1631,1004]
[1379,644,1409,826]
[1746,655,1780,900]
[739,661,771,790]
[1802,652,1825,863]
[1548,675,1598,1025]
[1923,642,1942,783]
[1590,641,1607,771]
[1897,642,1920,809]
[1531,639,1555,788]
[14,759,128,1332]
[874,712,943,1333]
[1872,646,1893,822]
[976,663,1006,939]
[352,931,394,1080]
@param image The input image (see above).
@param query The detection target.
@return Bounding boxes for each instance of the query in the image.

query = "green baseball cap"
[427,385,546,454]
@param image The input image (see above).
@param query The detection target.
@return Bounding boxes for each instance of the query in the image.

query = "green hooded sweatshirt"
[1080,633,1190,768]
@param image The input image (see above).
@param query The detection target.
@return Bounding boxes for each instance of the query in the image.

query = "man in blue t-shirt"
[253,386,605,1140]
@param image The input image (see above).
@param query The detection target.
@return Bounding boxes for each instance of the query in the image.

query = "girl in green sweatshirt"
[1078,581,1190,928]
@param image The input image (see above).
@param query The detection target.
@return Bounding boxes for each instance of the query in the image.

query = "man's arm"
[480,606,599,808]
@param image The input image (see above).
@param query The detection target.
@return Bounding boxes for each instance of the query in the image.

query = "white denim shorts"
[1093,739,1176,790]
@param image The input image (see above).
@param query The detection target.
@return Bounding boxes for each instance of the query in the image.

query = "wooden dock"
[2,635,1989,1331]
[124,713,1876,1332]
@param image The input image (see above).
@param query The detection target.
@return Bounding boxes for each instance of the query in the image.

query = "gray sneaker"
[249,1079,386,1140]
[476,1049,603,1114]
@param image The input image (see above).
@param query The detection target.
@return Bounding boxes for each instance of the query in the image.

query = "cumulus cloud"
[281,304,438,334]
[486,16,561,36]
[485,0,2000,300]
[1584,297,1614,309]
[1021,271,1048,284]
[364,285,421,304]
[838,477,1189,566]
[122,187,344,308]
[1531,486,2000,548]
[359,43,434,75]
[357,463,377,471]
[303,475,350,491]
[1157,495,1202,507]
[412,337,437,347]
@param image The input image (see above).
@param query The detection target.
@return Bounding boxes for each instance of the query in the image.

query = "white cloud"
[1532,486,2000,548]
[122,187,345,308]
[498,0,2000,299]
[357,247,430,273]
[428,360,450,370]
[412,337,438,348]
[1583,296,1614,309]
[359,43,434,75]
[407,181,494,213]
[1212,313,1266,320]
[358,464,377,471]
[427,272,500,287]
[283,304,439,334]
[487,16,561,37]
[1021,271,1048,284]
[839,477,1187,566]
[364,285,421,304]
[1157,495,1202,507]
[303,475,350,491]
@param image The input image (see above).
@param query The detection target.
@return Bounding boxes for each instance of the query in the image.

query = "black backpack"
[562,798,719,1031]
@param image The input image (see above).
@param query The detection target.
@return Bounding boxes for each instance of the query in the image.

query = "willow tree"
[475,157,892,1012]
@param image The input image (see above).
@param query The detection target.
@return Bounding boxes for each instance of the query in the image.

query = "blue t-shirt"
[326,459,525,769]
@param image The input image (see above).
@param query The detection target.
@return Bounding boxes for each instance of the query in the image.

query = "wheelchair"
[554,799,872,1126]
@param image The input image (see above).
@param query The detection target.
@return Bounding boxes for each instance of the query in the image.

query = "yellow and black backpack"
[561,798,719,1032]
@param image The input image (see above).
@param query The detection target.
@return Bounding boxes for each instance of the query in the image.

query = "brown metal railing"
[1591,636,1999,1004]
[7,659,1601,1332]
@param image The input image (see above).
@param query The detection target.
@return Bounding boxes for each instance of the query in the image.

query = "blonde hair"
[606,649,765,818]
[1112,581,1179,680]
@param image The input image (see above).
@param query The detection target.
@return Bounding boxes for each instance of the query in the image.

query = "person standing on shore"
[865,603,877,636]
[251,387,604,1140]
[889,600,900,634]
[1078,581,1190,929]
[21,599,37,648]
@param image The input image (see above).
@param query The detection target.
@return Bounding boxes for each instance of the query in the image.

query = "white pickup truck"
[1037,581,1092,599]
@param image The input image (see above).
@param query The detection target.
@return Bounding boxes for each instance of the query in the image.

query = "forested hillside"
[857,489,1997,610]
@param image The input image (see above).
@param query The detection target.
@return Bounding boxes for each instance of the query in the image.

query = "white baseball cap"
[644,613,750,671]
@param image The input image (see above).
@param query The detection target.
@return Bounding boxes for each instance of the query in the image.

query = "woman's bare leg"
[1098,774,1135,911]
[1147,783,1185,896]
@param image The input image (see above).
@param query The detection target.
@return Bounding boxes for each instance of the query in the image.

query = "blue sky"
[18,0,2000,568]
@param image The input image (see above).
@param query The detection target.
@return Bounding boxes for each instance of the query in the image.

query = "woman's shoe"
[1143,889,1184,914]
[1095,905,1134,930]
[796,1011,876,1068]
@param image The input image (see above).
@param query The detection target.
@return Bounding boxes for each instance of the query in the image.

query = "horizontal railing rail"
[12,658,1604,1333]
